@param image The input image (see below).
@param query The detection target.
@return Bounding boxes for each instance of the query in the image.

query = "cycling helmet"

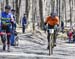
[51,12,57,17]
[5,5,11,9]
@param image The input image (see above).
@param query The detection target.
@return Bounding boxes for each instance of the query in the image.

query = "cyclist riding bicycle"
[0,5,14,51]
[44,12,59,49]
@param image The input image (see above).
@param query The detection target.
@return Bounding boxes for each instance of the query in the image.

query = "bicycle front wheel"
[49,34,53,55]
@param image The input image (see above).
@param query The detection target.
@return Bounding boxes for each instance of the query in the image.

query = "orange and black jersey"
[45,16,59,26]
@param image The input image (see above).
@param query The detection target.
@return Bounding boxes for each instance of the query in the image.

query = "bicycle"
[48,29,54,55]
[44,25,58,55]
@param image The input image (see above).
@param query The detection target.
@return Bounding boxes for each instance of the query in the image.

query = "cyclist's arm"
[43,16,49,31]
[55,16,59,25]
[44,16,49,25]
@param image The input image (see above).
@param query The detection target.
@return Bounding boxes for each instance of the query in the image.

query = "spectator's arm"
[11,15,15,24]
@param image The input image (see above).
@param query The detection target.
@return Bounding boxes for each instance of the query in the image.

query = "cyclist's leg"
[47,30,50,49]
[53,30,56,46]
[22,25,25,33]
[24,25,26,33]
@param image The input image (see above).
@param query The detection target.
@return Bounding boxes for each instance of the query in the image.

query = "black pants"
[22,25,26,33]
[1,25,11,45]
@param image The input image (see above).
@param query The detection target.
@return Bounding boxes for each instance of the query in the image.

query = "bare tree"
[39,0,44,29]
[15,0,21,23]
[59,0,60,21]
[25,0,29,18]
[69,0,73,26]
[1,0,4,12]
[6,0,9,5]
[51,0,55,12]
[12,0,15,9]
[64,0,67,25]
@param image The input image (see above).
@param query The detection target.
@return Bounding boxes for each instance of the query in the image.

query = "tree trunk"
[1,3,3,11]
[15,0,21,24]
[32,0,36,32]
[64,0,67,25]
[12,0,15,9]
[51,0,55,12]
[69,0,73,26]
[39,0,44,29]
[6,0,9,5]
[57,0,59,16]
[59,0,60,21]
[25,0,29,18]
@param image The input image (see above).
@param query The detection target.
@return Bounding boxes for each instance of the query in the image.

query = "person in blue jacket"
[10,9,16,46]
[1,5,14,51]
[11,9,16,31]
[22,14,27,33]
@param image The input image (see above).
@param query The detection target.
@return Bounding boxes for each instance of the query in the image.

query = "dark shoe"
[7,45,10,52]
[54,44,56,47]
[11,44,15,46]
[47,46,49,49]
[7,47,10,52]
[52,44,56,48]
[3,45,6,51]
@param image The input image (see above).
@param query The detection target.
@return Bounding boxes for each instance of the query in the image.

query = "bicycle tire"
[49,34,53,55]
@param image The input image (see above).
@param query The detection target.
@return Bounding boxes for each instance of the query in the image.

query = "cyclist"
[44,12,59,49]
[1,5,14,51]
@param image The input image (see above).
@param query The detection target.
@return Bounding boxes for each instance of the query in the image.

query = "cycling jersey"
[45,16,59,27]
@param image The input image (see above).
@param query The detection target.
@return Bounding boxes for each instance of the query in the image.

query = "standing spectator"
[67,29,73,43]
[11,9,16,31]
[10,9,16,46]
[22,14,27,33]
